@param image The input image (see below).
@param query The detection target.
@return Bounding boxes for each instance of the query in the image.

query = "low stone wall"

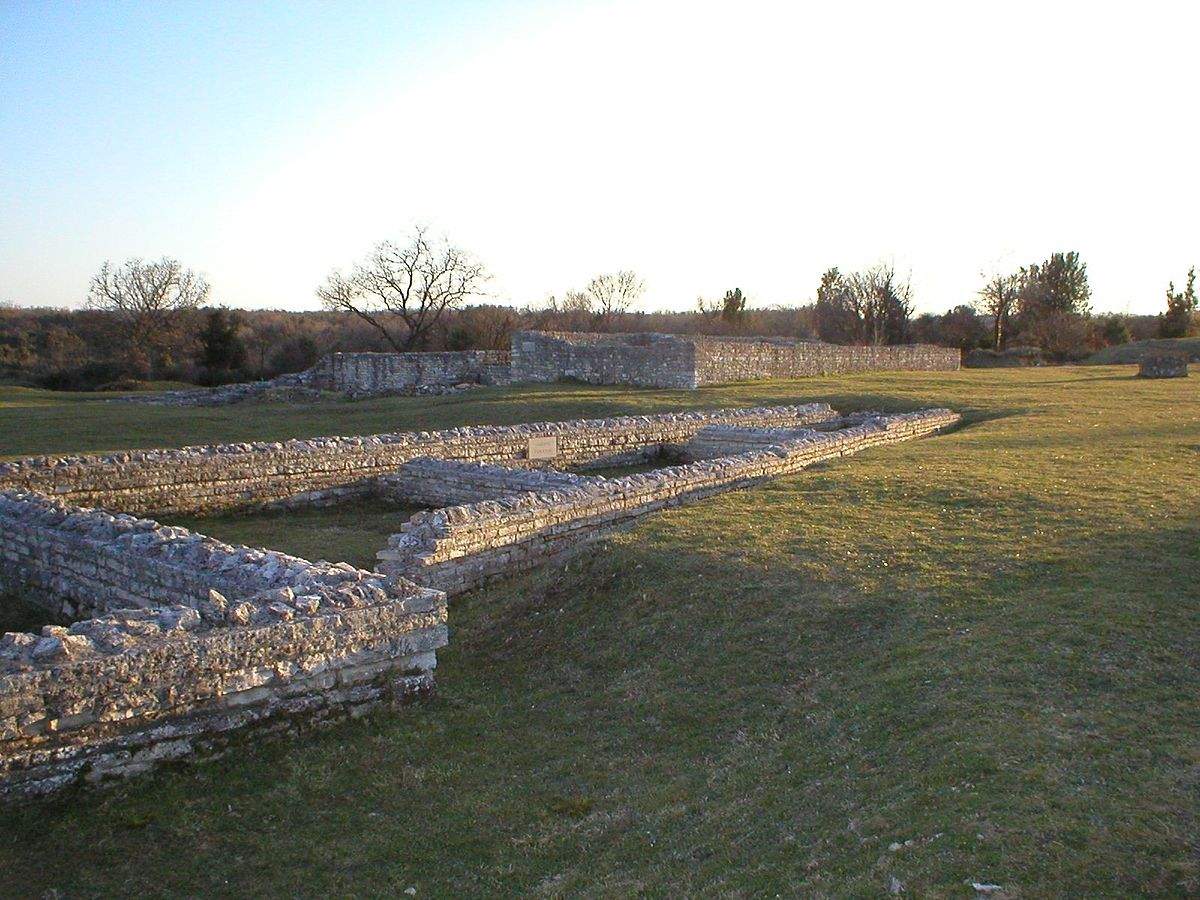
[305,351,510,395]
[110,350,512,407]
[377,409,960,595]
[692,337,960,384]
[510,331,960,388]
[0,399,962,798]
[686,424,823,459]
[1138,353,1189,378]
[0,490,448,797]
[0,404,836,516]
[377,458,602,508]
[684,413,882,458]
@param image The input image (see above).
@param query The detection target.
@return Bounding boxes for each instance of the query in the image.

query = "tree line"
[1,227,1194,390]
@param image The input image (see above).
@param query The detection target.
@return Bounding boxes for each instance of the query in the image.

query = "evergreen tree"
[814,268,856,343]
[1100,314,1132,346]
[197,308,247,384]
[1019,251,1092,317]
[1160,267,1197,338]
[721,288,747,324]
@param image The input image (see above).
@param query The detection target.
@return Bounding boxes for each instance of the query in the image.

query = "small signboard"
[527,435,558,460]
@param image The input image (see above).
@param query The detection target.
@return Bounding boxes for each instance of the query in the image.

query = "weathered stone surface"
[378,458,603,508]
[1138,353,1189,378]
[0,491,447,798]
[511,331,961,388]
[306,350,511,396]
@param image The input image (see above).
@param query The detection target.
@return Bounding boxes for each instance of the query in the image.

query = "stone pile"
[111,349,511,407]
[108,373,321,407]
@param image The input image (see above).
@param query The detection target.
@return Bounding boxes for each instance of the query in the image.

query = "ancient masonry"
[1138,352,1189,378]
[0,403,960,797]
[119,331,961,405]
[117,350,512,406]
[510,331,962,388]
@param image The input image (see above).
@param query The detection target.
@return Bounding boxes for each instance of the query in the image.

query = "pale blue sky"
[2,0,1197,313]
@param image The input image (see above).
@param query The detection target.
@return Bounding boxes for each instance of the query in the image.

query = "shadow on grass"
[808,391,1028,429]
[2,504,1197,896]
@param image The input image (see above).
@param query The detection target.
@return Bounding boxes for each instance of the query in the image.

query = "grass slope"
[1,368,1197,896]
[1085,336,1200,365]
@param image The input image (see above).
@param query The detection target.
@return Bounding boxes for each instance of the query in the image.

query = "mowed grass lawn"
[0,367,1197,896]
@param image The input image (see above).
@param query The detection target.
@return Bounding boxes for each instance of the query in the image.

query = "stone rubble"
[113,350,512,407]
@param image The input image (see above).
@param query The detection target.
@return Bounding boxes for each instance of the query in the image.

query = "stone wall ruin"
[510,331,961,388]
[1138,352,1189,378]
[0,491,446,798]
[115,329,963,409]
[1,401,959,797]
[375,409,959,595]
[0,404,838,516]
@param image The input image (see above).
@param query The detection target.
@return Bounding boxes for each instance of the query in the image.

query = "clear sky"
[2,0,1197,314]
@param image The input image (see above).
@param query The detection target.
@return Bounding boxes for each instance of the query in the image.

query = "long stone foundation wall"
[0,490,448,798]
[510,331,960,388]
[687,424,825,459]
[0,404,837,516]
[377,409,960,595]
[692,337,961,384]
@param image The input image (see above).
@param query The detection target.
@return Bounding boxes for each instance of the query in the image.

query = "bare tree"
[976,272,1020,350]
[584,270,645,330]
[317,227,489,351]
[696,295,721,318]
[847,264,913,345]
[561,290,594,314]
[86,257,209,375]
[814,265,912,345]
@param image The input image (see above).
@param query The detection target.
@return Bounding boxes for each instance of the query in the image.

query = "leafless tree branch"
[317,227,489,351]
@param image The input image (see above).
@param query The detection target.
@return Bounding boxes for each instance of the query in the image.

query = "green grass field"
[0,367,1197,896]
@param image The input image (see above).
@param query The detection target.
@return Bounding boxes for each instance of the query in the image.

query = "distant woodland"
[2,245,1190,391]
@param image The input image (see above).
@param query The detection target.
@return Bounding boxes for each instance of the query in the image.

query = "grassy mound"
[1085,336,1200,365]
[0,369,1197,895]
